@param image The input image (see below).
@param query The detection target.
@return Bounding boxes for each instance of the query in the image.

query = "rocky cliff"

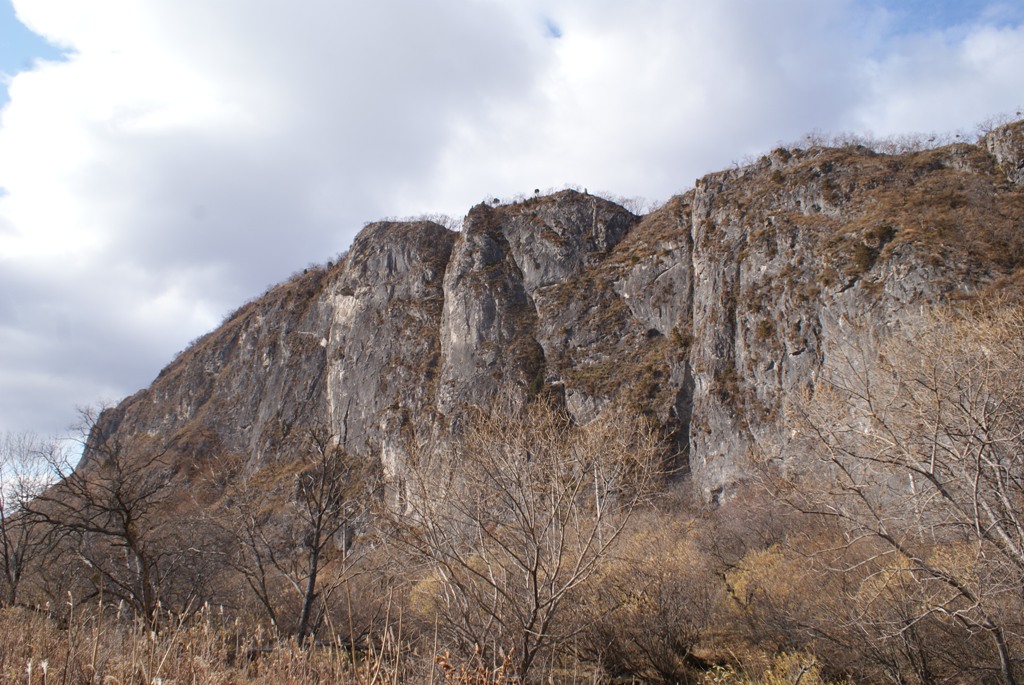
[90,120,1024,502]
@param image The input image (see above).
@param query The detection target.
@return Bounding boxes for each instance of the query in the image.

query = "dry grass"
[0,599,548,685]
[0,599,415,685]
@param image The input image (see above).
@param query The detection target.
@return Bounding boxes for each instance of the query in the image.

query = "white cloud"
[848,21,1024,135]
[406,1,877,210]
[0,0,1022,439]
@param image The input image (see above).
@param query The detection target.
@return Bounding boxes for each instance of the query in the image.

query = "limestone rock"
[84,119,1024,504]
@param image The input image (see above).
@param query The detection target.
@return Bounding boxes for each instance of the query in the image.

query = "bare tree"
[228,424,379,643]
[394,396,665,680]
[777,304,1024,685]
[0,432,59,606]
[26,408,212,624]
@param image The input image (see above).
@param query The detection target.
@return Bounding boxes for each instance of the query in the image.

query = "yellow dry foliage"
[725,545,809,611]
[701,651,839,685]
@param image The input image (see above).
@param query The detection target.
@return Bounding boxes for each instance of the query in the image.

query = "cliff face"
[92,120,1024,501]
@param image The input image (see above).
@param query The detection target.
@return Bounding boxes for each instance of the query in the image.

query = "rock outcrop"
[88,120,1024,502]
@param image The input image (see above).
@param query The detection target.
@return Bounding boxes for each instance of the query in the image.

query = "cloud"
[1,0,549,436]
[0,0,1023,440]
[3,0,547,277]
[848,21,1024,134]
[402,1,875,209]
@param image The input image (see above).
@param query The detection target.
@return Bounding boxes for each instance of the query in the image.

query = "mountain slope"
[87,119,1024,501]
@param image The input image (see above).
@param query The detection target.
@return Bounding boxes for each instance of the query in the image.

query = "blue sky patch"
[0,1,65,107]
[544,17,563,39]
[877,0,1024,35]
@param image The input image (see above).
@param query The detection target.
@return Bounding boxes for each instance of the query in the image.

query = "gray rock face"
[437,203,540,416]
[438,193,637,413]
[88,121,1024,503]
[324,221,454,460]
[984,122,1024,185]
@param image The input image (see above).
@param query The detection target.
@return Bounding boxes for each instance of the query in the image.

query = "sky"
[0,0,1022,442]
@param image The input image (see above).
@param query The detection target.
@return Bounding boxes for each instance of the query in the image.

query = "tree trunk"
[296,539,321,644]
[993,626,1019,685]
